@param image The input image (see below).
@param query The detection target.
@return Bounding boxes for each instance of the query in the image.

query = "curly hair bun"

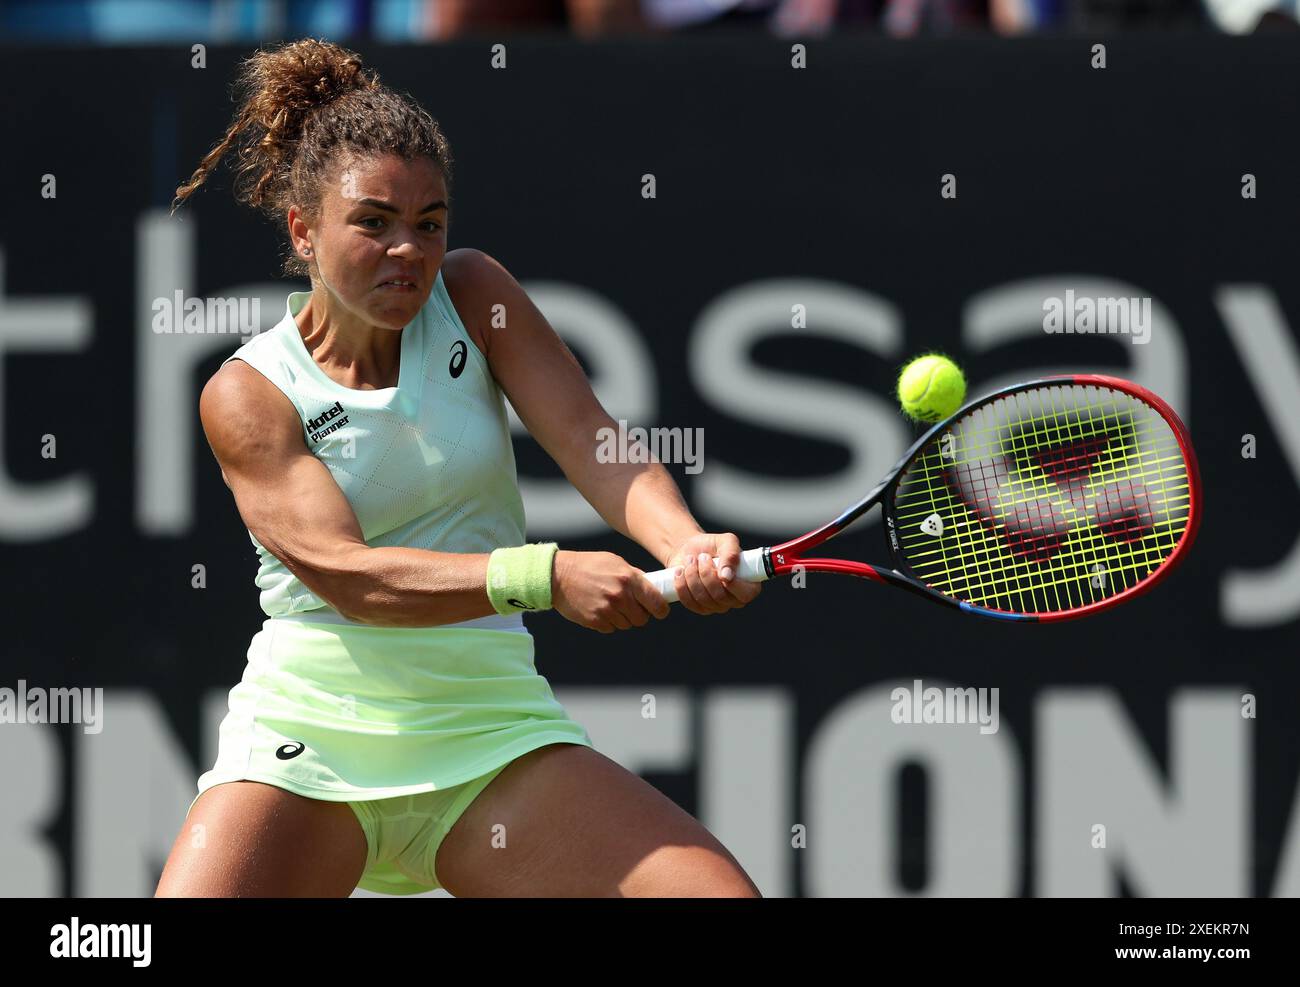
[171,38,452,278]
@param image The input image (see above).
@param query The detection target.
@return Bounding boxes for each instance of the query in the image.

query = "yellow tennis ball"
[897,354,966,423]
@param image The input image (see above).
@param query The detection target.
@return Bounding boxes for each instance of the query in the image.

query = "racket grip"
[643,547,770,604]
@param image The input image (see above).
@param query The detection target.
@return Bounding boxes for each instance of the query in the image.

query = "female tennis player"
[155,38,761,898]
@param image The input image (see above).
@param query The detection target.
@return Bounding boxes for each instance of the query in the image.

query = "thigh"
[434,744,761,897]
[155,781,368,898]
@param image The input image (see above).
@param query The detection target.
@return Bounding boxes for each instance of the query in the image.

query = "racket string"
[891,383,1193,614]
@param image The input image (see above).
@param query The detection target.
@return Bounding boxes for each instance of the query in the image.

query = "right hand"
[551,550,671,634]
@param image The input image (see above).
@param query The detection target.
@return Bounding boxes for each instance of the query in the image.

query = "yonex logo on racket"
[949,422,1164,565]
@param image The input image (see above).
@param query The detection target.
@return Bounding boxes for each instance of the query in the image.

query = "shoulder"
[442,246,512,292]
[199,357,303,473]
[441,248,517,359]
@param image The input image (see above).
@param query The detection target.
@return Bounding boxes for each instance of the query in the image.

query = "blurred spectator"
[771,0,842,35]
[642,0,997,35]
[0,0,1227,39]
[1067,0,1210,29]
[419,0,645,38]
[1201,0,1299,31]
[878,0,992,35]
[640,0,776,31]
[989,0,1068,32]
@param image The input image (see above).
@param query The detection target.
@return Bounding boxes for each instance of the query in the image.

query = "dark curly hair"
[171,37,454,278]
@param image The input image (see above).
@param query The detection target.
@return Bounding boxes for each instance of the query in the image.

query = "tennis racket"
[643,374,1201,622]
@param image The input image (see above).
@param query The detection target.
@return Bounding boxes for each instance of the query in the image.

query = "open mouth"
[378,280,418,290]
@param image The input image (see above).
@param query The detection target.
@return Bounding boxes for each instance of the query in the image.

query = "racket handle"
[642,547,770,604]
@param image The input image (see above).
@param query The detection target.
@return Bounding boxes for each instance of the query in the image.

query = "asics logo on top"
[449,340,467,379]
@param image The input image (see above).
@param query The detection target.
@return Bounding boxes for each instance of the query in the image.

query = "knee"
[677,864,761,898]
[702,864,762,898]
[627,847,762,898]
[709,878,761,898]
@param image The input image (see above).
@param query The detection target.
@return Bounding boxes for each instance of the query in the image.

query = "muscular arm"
[444,248,703,567]
[199,360,499,628]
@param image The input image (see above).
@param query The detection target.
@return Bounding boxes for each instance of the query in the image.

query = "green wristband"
[486,543,559,615]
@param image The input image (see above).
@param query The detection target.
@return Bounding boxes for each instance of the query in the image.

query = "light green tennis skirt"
[194,612,593,893]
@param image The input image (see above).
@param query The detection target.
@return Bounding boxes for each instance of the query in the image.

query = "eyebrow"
[354,197,448,214]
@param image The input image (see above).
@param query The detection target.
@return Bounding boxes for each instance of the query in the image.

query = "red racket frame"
[758,374,1201,623]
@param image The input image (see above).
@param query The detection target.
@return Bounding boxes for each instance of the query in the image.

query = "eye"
[421,221,443,232]
[358,216,384,229]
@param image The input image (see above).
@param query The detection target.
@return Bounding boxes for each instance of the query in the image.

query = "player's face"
[299,154,448,331]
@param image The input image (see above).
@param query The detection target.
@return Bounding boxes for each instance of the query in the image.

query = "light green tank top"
[200,271,594,872]
[223,270,528,622]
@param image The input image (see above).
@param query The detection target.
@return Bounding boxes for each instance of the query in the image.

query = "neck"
[296,291,403,391]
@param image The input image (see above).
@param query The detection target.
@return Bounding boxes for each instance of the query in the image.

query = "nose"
[388,237,423,260]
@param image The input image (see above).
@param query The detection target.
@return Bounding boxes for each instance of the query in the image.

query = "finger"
[672,563,699,615]
[604,607,632,631]
[610,586,651,628]
[632,574,671,620]
[683,553,725,614]
[615,595,651,628]
[715,534,742,583]
[725,578,763,605]
[678,554,711,615]
[694,552,731,610]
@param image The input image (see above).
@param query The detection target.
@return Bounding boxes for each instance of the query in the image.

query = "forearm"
[320,460,703,627]
[577,459,704,567]
[318,546,499,628]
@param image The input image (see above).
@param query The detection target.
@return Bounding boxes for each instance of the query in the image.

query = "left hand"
[664,532,762,616]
